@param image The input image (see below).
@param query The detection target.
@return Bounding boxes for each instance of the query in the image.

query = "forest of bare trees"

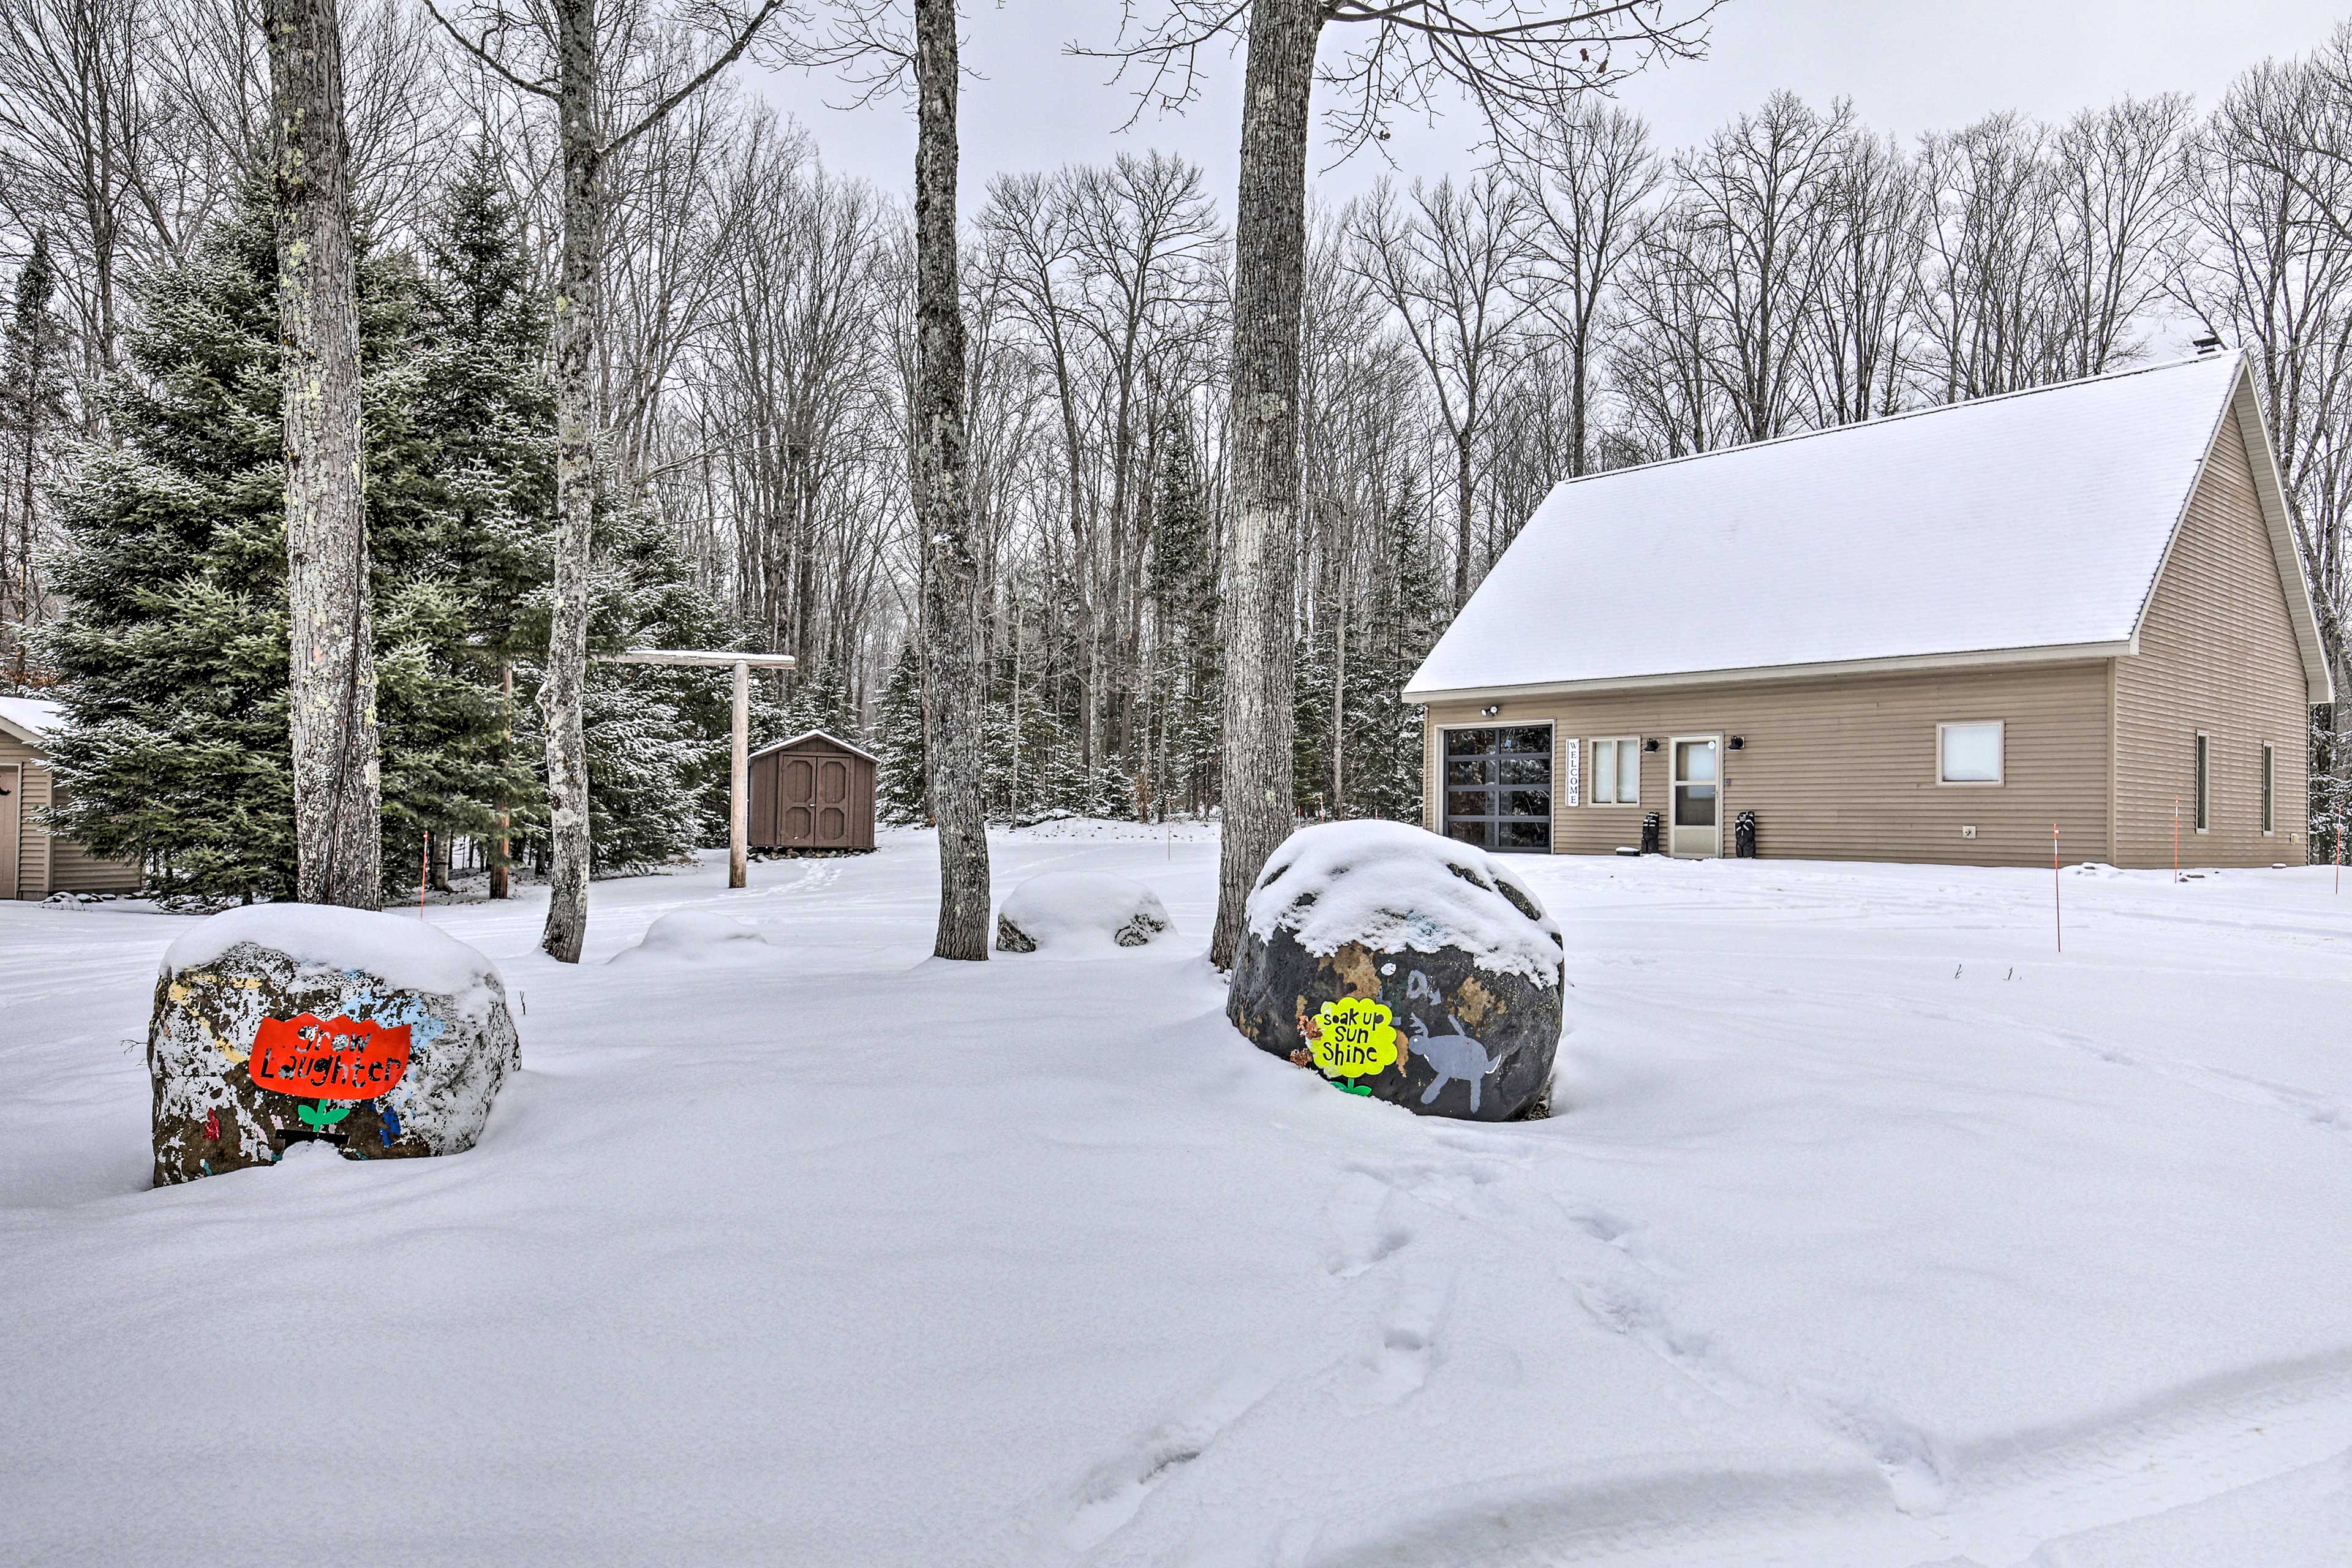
[7,0,2352,863]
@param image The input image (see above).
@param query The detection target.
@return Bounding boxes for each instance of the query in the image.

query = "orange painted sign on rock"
[249,1014,412,1100]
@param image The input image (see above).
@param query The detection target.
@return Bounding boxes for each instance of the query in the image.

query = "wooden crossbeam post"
[599,649,796,892]
[731,659,750,889]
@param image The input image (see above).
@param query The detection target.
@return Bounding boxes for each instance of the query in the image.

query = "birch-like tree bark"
[268,0,382,908]
[1210,0,1319,968]
[913,0,990,959]
[425,0,792,960]
[537,0,601,962]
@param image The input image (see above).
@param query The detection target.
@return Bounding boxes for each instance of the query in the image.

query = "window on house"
[2193,733,2211,832]
[1591,738,1641,804]
[2261,742,2275,835]
[1937,722,2003,784]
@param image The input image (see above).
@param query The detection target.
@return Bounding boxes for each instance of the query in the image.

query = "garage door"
[1442,726,1553,853]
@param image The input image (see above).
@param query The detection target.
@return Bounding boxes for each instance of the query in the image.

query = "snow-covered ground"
[4,826,2350,1566]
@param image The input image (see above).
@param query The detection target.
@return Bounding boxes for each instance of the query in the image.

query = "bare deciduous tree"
[1088,0,1716,965]
[425,0,795,961]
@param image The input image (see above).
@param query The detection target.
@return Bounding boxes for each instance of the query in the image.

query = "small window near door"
[1591,737,1640,804]
[2193,733,2211,832]
[1938,721,2004,784]
[2261,743,2275,835]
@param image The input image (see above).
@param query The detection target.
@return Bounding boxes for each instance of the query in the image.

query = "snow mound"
[162,903,502,997]
[611,910,777,964]
[994,872,1172,955]
[1245,820,1564,986]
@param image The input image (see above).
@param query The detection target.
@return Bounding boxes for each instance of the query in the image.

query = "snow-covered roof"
[0,695,64,748]
[748,728,878,764]
[1408,353,2334,704]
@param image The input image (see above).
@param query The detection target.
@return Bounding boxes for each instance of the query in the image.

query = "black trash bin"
[1640,812,1662,854]
[1735,810,1757,858]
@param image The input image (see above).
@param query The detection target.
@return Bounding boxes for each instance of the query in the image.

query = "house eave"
[1403,639,2137,707]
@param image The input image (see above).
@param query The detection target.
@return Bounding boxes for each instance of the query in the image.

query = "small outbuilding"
[747,729,877,853]
[0,696,142,899]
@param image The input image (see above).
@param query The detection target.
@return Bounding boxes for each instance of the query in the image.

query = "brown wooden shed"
[747,730,877,852]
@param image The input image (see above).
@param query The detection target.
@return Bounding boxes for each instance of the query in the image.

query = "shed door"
[1441,726,1552,853]
[0,763,18,899]
[816,757,851,846]
[783,757,817,844]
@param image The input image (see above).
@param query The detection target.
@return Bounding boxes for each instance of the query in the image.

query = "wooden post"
[731,658,749,890]
[2052,824,2061,953]
[597,650,793,893]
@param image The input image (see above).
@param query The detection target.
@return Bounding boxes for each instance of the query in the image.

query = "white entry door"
[1670,737,1720,858]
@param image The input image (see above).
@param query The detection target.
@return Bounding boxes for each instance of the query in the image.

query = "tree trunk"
[914,0,990,960]
[490,658,511,899]
[1454,432,1475,607]
[539,0,603,962]
[1210,0,1319,968]
[268,0,381,910]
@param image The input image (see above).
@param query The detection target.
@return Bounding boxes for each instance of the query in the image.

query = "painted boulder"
[995,871,1172,954]
[148,904,519,1185]
[1227,820,1565,1120]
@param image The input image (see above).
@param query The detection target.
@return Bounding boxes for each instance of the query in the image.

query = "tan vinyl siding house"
[0,698,143,899]
[1406,354,2334,870]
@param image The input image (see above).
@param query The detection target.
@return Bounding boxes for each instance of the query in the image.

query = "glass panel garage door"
[1442,725,1553,852]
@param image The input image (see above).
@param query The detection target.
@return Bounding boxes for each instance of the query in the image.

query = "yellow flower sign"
[1309,997,1400,1082]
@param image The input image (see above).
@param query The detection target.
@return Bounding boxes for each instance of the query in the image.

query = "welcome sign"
[249,1014,412,1100]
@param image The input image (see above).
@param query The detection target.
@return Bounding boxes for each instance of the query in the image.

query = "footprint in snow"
[1063,1366,1283,1551]
[1365,1273,1450,1408]
[1325,1168,1415,1278]
[1796,1384,1954,1516]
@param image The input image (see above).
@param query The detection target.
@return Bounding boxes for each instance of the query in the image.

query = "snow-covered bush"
[148,905,518,1184]
[993,872,1172,954]
[1227,820,1564,1120]
[610,910,777,965]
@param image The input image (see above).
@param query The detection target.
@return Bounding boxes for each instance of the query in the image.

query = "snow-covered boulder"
[1227,821,1565,1120]
[610,910,775,965]
[994,872,1172,955]
[147,905,519,1185]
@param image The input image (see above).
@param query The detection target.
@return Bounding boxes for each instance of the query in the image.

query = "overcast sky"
[741,0,2352,205]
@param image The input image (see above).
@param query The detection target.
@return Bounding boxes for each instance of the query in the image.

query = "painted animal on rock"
[1408,1013,1507,1113]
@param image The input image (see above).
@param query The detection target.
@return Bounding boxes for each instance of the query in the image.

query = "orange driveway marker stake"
[2053,824,2062,953]
[420,830,431,918]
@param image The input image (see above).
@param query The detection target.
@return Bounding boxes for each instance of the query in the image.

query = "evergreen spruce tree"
[875,641,929,824]
[45,192,334,896]
[1146,412,1220,816]
[1291,620,1333,816]
[379,143,559,883]
[565,483,735,872]
[1344,480,1441,822]
[44,177,726,895]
